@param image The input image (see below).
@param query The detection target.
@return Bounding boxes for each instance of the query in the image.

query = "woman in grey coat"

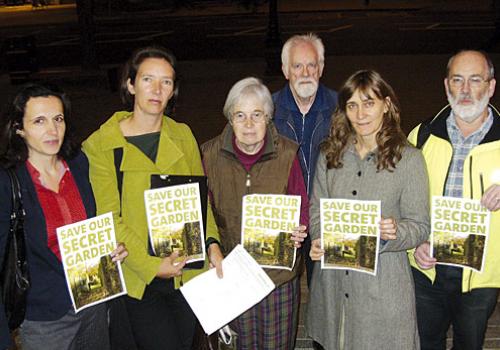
[306,70,430,350]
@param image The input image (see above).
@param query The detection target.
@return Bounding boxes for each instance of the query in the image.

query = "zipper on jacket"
[301,113,306,145]
[469,156,474,200]
[245,173,251,193]
[480,172,485,195]
[441,149,454,196]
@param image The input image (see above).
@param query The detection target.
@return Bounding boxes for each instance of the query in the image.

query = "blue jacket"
[0,151,95,348]
[272,83,337,194]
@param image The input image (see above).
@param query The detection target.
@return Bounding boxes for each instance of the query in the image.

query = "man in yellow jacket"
[408,50,500,350]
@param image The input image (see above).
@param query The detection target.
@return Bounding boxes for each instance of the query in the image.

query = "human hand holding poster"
[320,199,381,275]
[431,196,490,272]
[241,194,301,270]
[144,183,205,263]
[57,212,126,312]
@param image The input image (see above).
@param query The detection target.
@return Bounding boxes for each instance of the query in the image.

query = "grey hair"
[281,33,325,74]
[223,77,274,121]
[446,50,495,80]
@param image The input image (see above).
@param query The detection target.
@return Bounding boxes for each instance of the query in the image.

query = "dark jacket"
[0,151,95,348]
[272,83,337,194]
[201,124,303,287]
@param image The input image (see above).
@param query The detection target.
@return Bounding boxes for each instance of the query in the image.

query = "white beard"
[293,78,318,99]
[447,91,490,123]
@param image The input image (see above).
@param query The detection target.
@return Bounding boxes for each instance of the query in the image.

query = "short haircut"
[223,77,274,122]
[0,82,77,168]
[281,33,325,74]
[446,50,495,80]
[120,46,179,115]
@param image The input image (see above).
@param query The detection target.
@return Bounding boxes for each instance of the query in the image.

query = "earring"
[15,129,24,136]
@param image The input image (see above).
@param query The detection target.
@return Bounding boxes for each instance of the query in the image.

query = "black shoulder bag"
[1,168,30,330]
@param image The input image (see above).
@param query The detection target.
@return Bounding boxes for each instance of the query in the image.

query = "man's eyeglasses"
[232,111,266,123]
[449,75,491,89]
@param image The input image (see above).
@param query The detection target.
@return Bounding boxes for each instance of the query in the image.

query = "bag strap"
[2,167,28,281]
[6,168,24,229]
[113,148,124,215]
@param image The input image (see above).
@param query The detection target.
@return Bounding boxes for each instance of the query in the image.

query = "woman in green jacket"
[83,46,223,350]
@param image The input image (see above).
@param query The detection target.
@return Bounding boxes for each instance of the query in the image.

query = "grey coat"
[306,144,430,350]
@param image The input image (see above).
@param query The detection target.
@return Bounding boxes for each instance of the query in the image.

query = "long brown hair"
[322,70,407,171]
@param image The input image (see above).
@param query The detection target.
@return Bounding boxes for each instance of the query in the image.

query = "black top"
[125,132,161,162]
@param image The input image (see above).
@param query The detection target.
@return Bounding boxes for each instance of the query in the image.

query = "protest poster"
[320,199,381,275]
[241,194,301,270]
[144,182,205,263]
[431,196,490,272]
[57,212,126,312]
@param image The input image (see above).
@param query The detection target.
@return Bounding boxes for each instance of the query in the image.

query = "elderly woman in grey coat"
[306,70,430,350]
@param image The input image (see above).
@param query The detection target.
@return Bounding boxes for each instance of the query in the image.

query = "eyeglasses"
[448,75,491,89]
[231,111,266,123]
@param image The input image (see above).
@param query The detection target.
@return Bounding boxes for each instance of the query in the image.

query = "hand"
[110,243,128,263]
[291,225,307,248]
[413,242,436,270]
[481,184,500,211]
[380,217,397,241]
[156,251,186,279]
[208,243,224,278]
[309,238,324,261]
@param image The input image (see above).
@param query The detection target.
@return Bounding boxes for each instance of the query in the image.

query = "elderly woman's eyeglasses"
[449,75,491,89]
[232,111,266,123]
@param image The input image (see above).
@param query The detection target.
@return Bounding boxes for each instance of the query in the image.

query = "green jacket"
[83,111,220,299]
[408,105,500,292]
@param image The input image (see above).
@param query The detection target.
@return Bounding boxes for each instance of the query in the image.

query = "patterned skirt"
[234,277,300,350]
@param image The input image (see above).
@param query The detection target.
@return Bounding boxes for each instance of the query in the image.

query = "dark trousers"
[20,303,109,350]
[125,278,196,350]
[303,234,314,287]
[412,266,498,350]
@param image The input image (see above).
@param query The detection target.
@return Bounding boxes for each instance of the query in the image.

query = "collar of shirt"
[284,83,325,114]
[26,159,69,190]
[232,133,267,172]
[447,107,493,147]
[345,141,378,163]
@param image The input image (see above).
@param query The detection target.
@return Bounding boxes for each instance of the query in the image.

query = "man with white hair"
[408,50,500,350]
[273,33,337,287]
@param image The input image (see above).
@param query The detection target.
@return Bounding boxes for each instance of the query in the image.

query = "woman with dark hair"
[306,70,430,349]
[83,46,223,350]
[118,46,179,117]
[0,82,128,350]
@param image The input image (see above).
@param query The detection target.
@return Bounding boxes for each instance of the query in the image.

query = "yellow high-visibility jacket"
[408,104,500,292]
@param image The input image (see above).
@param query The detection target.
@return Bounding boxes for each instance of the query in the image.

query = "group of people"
[0,31,499,350]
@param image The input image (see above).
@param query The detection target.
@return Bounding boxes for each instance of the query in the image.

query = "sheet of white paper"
[180,244,275,335]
